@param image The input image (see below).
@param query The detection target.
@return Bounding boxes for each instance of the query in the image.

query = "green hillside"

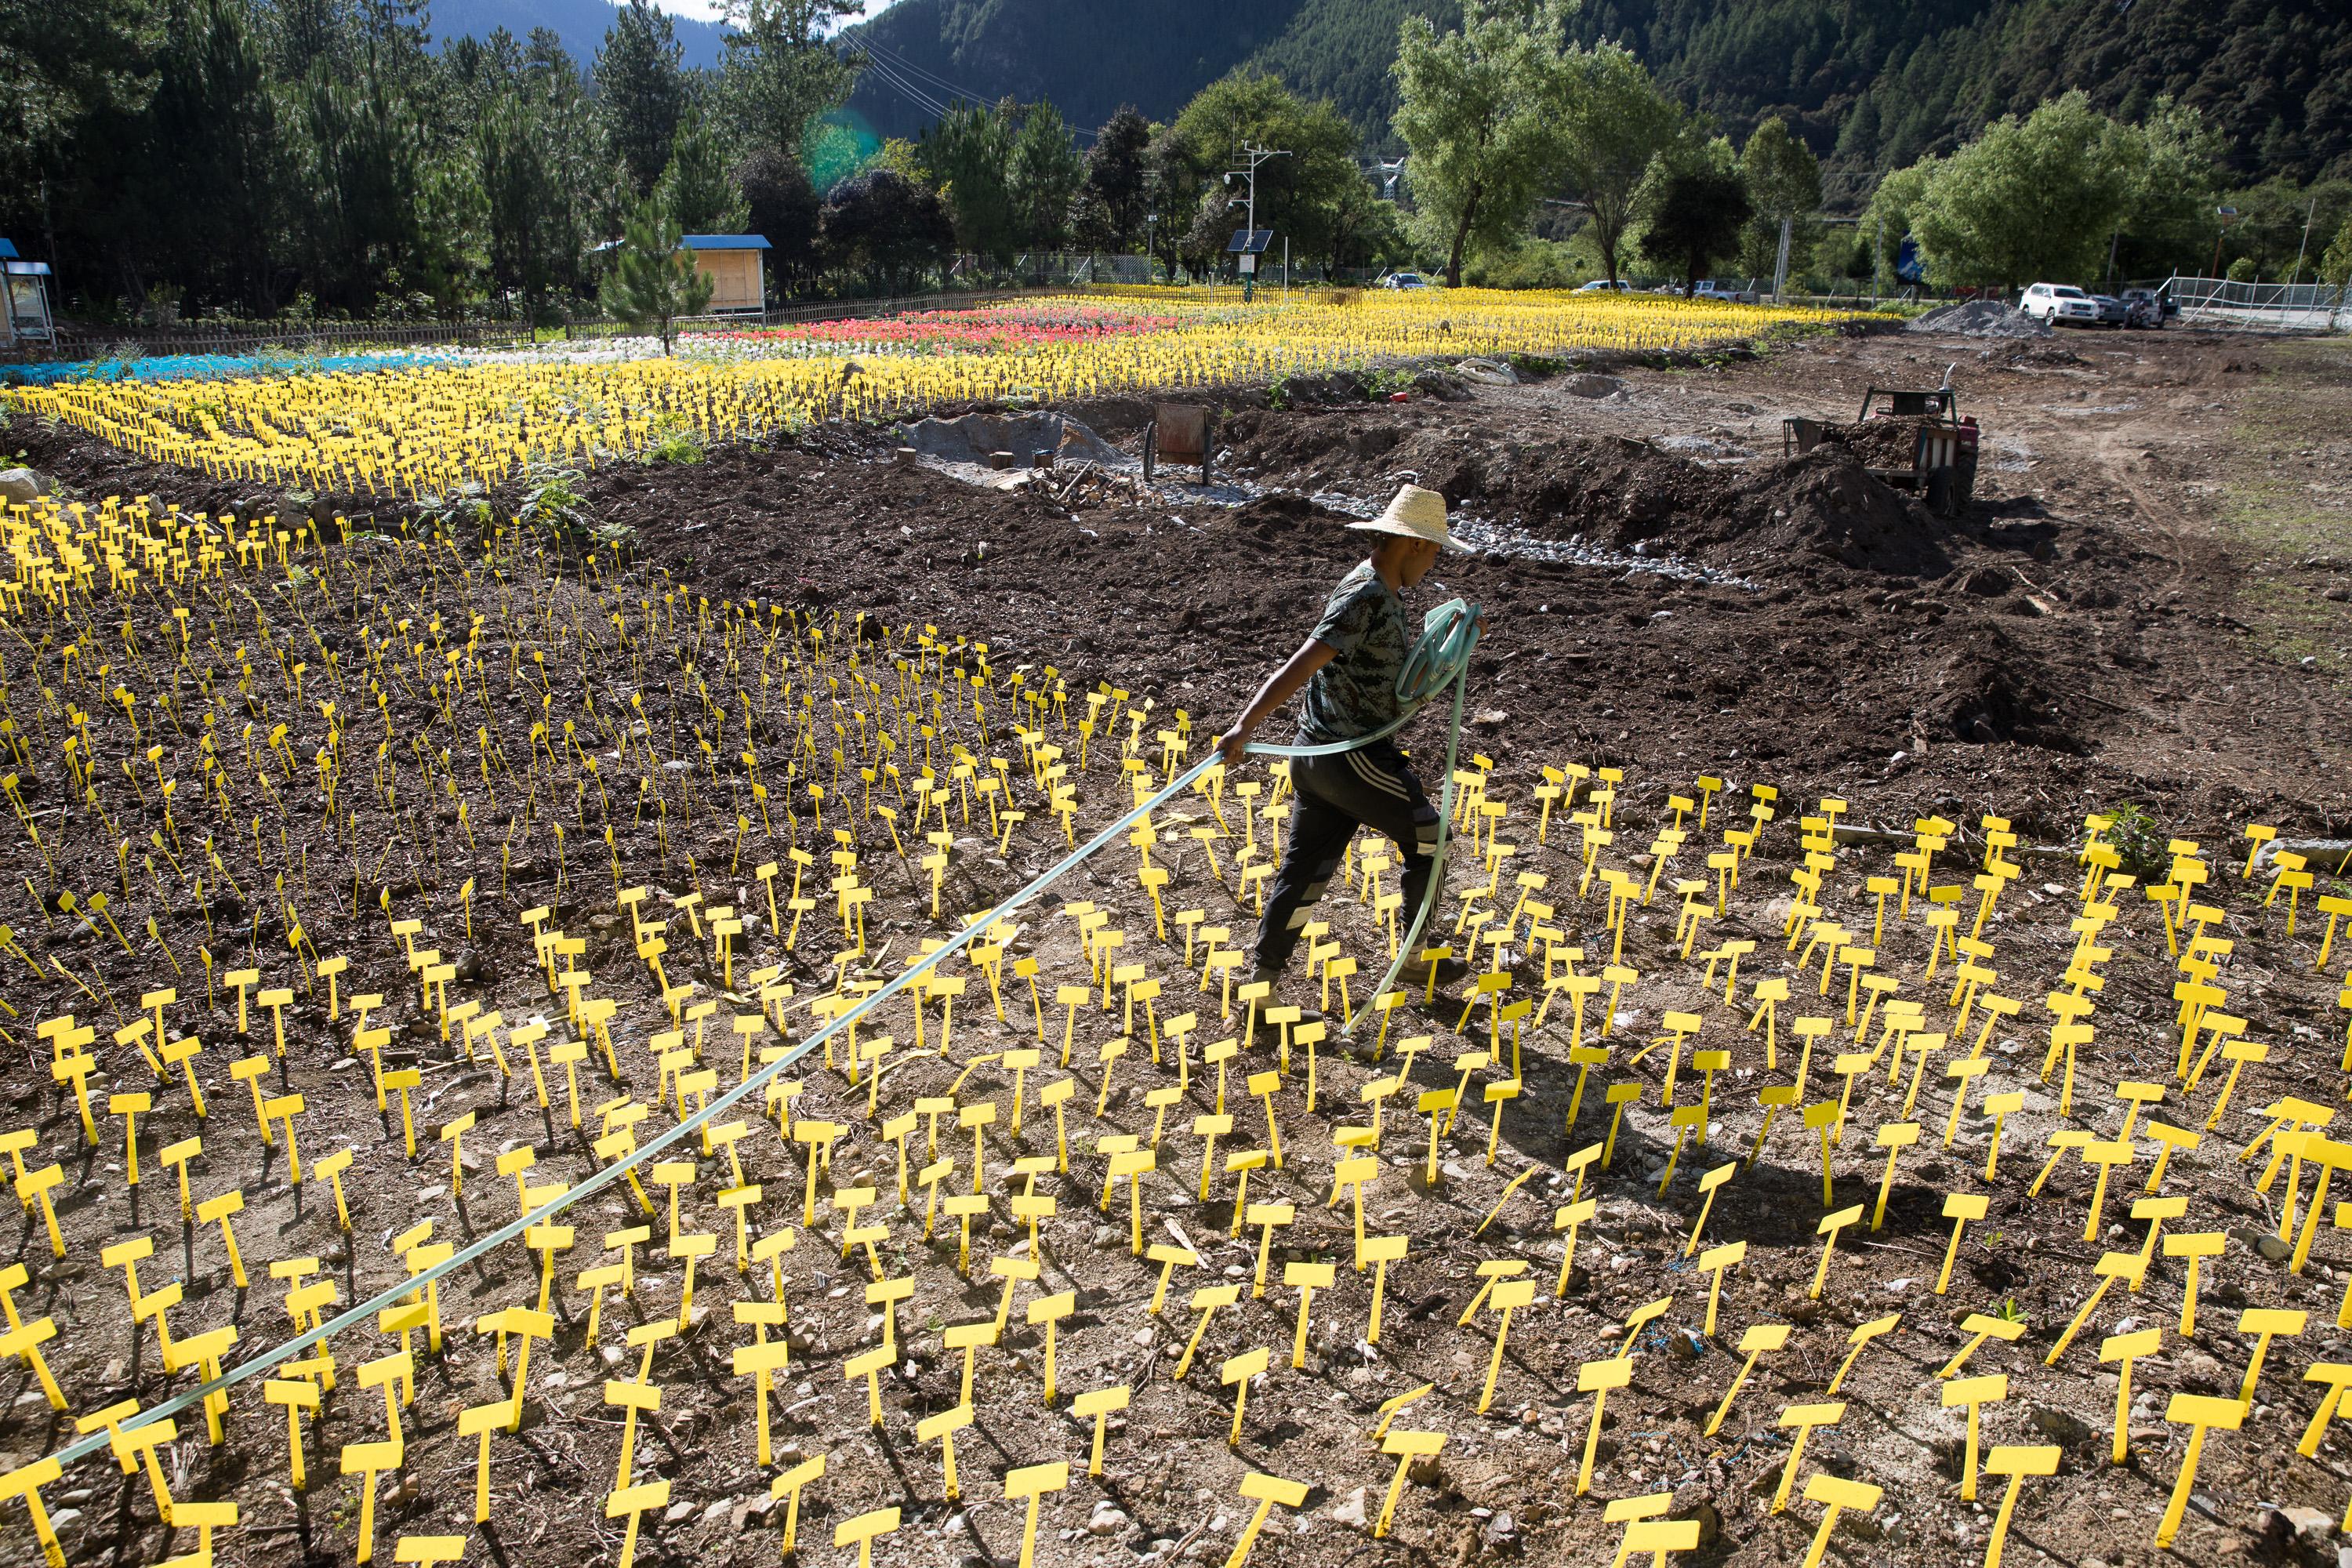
[843,0,2352,200]
[840,0,1312,142]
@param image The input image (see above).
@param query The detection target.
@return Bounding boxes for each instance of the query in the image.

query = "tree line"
[0,0,884,322]
[1390,0,2352,296]
[1391,1,1827,293]
[0,0,1418,324]
[5,0,2347,328]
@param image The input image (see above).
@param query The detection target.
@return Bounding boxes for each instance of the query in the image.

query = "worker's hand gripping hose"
[56,600,1482,1471]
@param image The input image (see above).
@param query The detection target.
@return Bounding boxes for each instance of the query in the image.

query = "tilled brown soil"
[0,325,2347,1568]
[17,328,2341,841]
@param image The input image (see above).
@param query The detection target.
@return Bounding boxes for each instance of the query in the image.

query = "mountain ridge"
[837,0,2351,198]
[416,0,2352,195]
[426,0,732,69]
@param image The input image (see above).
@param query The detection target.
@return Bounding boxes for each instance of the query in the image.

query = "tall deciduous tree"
[1864,157,1933,290]
[1326,165,1410,270]
[1737,116,1820,288]
[1391,0,1571,289]
[1142,123,1197,275]
[2111,96,2221,278]
[595,0,688,200]
[1642,165,1751,294]
[1170,70,1359,265]
[1907,91,2128,291]
[2320,212,2352,286]
[601,195,712,353]
[1552,40,1679,288]
[1179,183,1240,281]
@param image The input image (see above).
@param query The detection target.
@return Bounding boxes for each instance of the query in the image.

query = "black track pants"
[1251,739,1440,976]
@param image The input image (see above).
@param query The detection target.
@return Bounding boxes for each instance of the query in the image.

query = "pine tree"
[1008,101,1082,250]
[717,0,862,166]
[595,0,688,199]
[917,100,1019,264]
[1073,106,1152,251]
[656,102,750,234]
[600,196,713,354]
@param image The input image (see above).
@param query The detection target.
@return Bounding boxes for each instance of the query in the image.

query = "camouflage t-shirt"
[1299,561,1408,743]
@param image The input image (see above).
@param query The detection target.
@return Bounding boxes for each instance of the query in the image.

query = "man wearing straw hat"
[1216,484,1468,998]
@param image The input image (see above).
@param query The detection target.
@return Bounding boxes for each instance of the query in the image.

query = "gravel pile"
[1905,299,2052,339]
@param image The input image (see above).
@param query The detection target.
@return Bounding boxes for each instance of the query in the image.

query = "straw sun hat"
[1348,483,1468,551]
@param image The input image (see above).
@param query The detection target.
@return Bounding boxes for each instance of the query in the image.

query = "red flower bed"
[718,305,1180,354]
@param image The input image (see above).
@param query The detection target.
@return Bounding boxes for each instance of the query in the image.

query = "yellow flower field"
[16,289,1871,499]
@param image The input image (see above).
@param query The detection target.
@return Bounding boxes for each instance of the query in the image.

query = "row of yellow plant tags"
[0,483,2345,1568]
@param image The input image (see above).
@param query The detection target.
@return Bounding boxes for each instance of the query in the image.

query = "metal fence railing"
[2161,275,2349,332]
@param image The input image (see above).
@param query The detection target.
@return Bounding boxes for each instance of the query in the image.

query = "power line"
[860,38,990,107]
[861,35,1098,136]
[846,36,1098,141]
[844,43,952,120]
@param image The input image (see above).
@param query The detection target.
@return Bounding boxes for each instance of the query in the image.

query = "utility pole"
[2290,194,2319,286]
[2210,205,2240,282]
[1225,144,1289,302]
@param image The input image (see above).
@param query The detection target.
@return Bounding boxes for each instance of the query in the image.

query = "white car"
[2020,282,2100,326]
[1379,272,1433,290]
[1576,278,1632,292]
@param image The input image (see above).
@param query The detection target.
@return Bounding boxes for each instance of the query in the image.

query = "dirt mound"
[1223,405,1963,579]
[1457,434,1955,578]
[1508,437,1730,544]
[1922,623,2086,751]
[1225,408,1369,475]
[1907,299,2051,339]
[1230,490,1351,539]
[1729,449,1955,575]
